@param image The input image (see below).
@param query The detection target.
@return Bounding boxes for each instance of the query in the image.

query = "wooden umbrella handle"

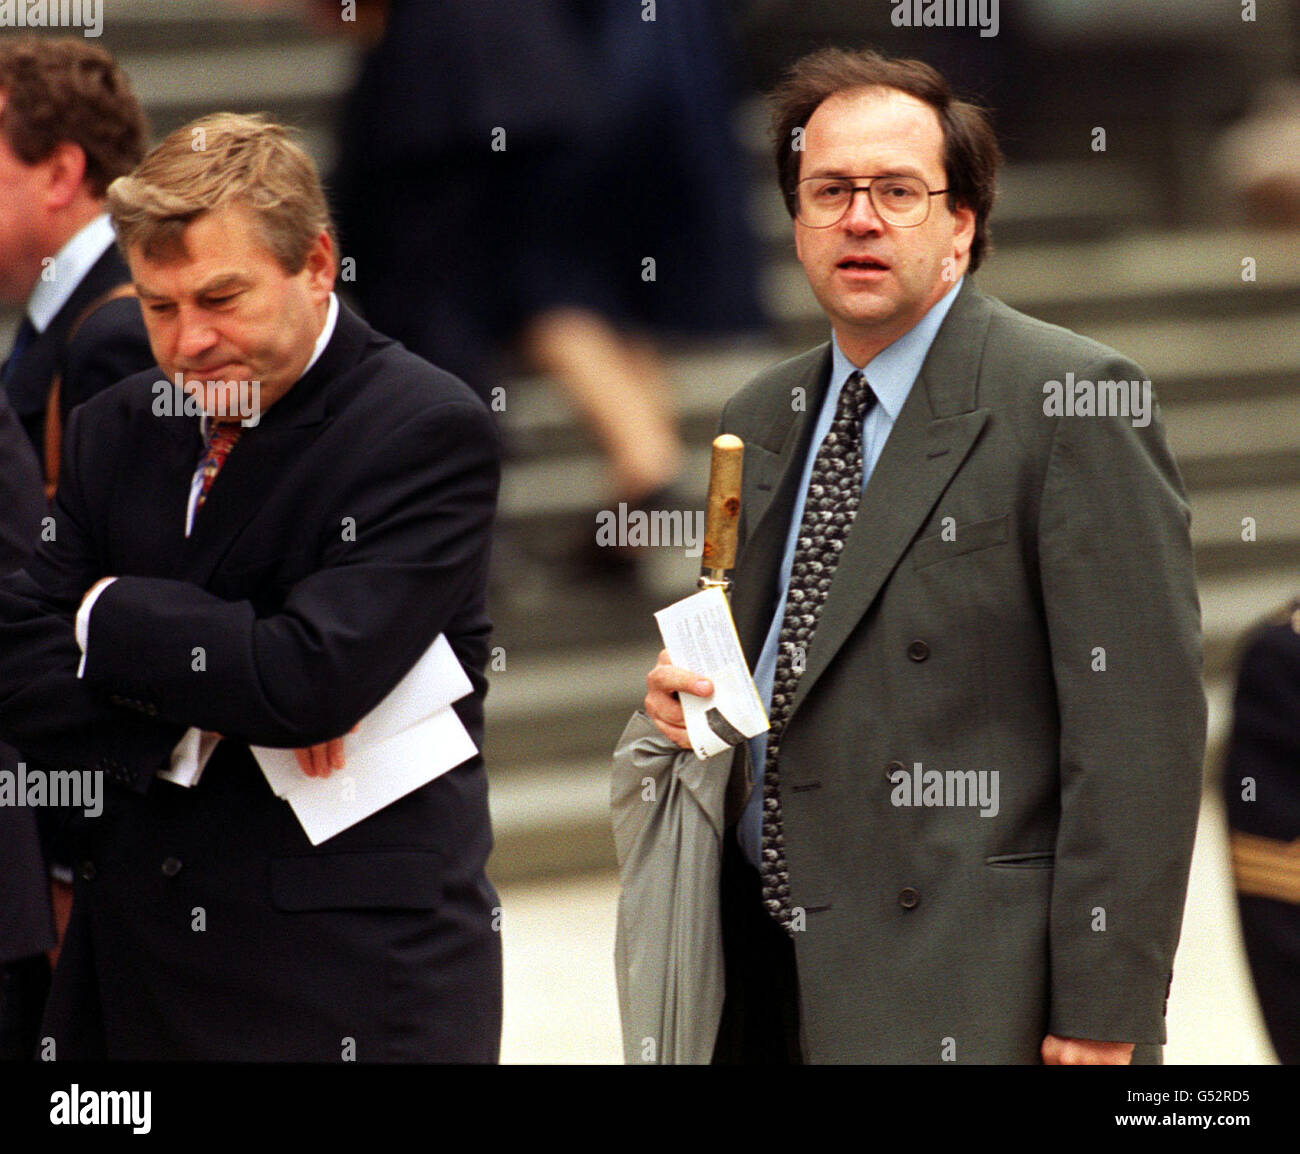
[701,434,744,575]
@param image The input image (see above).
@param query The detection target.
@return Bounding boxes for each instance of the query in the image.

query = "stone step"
[1187,485,1300,576]
[495,442,1299,540]
[71,0,309,43]
[978,230,1300,322]
[113,41,356,157]
[735,91,1162,239]
[1164,394,1300,491]
[498,376,1300,507]
[766,255,1300,338]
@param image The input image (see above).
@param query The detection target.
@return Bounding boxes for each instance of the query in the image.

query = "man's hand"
[644,648,713,750]
[295,736,346,778]
[1041,1035,1134,1065]
[202,728,351,778]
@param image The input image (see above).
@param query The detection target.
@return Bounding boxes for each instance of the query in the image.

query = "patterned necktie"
[760,369,877,932]
[1,317,37,387]
[195,420,244,512]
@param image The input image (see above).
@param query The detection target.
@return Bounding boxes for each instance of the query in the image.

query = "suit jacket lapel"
[179,303,371,586]
[730,344,831,667]
[790,280,994,716]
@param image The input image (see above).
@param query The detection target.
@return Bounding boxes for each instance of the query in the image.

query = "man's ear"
[950,198,976,262]
[42,141,89,210]
[303,229,335,300]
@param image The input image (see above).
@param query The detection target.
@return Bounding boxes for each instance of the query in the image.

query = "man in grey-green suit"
[642,47,1205,1064]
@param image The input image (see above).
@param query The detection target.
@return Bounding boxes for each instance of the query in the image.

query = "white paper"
[255,632,473,800]
[654,585,769,760]
[241,633,478,843]
[266,705,477,846]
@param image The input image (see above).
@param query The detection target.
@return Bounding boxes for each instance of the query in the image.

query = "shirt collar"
[26,213,117,333]
[302,291,339,378]
[829,276,964,421]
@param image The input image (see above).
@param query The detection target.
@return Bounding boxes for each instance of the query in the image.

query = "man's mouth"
[837,256,890,271]
[181,366,240,381]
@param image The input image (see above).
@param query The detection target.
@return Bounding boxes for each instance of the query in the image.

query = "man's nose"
[175,308,218,361]
[841,187,885,232]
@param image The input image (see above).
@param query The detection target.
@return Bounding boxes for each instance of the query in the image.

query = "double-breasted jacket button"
[885,759,906,782]
[78,860,97,882]
[161,856,183,878]
[898,886,920,909]
[907,639,930,662]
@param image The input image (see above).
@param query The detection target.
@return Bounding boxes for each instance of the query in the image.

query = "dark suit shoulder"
[353,333,491,419]
[729,343,829,405]
[978,291,1146,384]
[309,324,500,473]
[721,342,831,440]
[60,296,156,412]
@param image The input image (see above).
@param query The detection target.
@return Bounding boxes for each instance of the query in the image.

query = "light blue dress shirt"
[737,278,963,868]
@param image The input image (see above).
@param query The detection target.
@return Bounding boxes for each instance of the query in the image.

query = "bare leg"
[520,306,681,502]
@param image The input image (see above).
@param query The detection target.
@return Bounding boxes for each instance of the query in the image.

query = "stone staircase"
[1,3,1294,883]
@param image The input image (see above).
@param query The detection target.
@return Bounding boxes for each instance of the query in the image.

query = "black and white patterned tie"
[760,369,876,932]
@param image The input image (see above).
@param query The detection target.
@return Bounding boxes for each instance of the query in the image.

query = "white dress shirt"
[26,213,117,333]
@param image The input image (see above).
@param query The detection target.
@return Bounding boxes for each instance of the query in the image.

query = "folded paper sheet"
[654,585,769,760]
[247,633,476,843]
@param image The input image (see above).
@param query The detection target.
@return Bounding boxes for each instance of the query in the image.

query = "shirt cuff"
[75,576,118,679]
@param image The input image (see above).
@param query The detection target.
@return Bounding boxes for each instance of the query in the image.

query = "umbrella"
[611,710,732,1064]
[610,434,746,1065]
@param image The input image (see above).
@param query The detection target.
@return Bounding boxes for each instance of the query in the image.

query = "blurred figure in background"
[0,37,152,1059]
[325,0,766,575]
[0,389,48,1060]
[0,38,152,489]
[1223,600,1300,1064]
[1216,79,1300,228]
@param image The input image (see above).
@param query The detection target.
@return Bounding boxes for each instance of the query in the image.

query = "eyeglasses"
[795,175,949,228]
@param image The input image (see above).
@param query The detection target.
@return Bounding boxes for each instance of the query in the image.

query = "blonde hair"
[107,112,335,272]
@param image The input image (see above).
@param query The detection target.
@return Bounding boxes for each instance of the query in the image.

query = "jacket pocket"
[985,851,1055,869]
[269,849,443,911]
[912,513,1009,569]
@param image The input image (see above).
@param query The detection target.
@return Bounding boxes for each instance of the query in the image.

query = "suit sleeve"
[0,394,43,572]
[80,398,501,750]
[1037,353,1206,1045]
[0,404,187,790]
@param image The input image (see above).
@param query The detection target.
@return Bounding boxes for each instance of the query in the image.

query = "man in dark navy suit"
[0,391,48,1060]
[1223,603,1300,1065]
[0,112,503,1061]
[0,36,153,1060]
[0,38,152,481]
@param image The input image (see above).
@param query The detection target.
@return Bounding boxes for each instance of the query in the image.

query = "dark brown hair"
[770,47,1000,270]
[0,37,147,199]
